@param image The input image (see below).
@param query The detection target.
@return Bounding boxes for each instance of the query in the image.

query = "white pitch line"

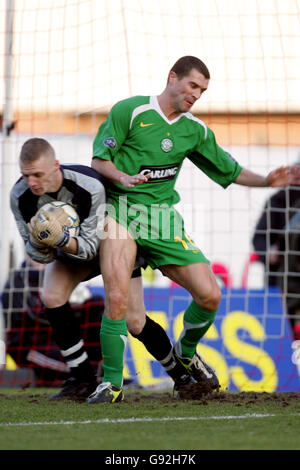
[1,413,299,427]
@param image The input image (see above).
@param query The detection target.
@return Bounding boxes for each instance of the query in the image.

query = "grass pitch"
[0,387,300,451]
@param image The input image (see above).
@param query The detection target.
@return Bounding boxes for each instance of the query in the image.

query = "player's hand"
[29,234,54,253]
[289,165,300,185]
[267,166,300,187]
[28,210,70,248]
[119,172,151,188]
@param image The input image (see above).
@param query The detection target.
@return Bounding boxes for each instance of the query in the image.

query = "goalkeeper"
[10,137,193,401]
[89,55,300,404]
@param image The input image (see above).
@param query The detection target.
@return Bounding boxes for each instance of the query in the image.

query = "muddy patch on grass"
[0,386,299,407]
[125,385,300,407]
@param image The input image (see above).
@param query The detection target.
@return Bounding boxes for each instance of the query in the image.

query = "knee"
[40,288,68,309]
[104,271,134,320]
[106,290,128,320]
[195,285,222,312]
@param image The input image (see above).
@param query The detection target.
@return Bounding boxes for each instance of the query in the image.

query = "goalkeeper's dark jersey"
[10,164,106,264]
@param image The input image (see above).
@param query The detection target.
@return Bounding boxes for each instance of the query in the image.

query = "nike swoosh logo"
[140,122,155,127]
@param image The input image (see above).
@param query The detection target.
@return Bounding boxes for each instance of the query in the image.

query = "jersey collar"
[151,95,186,125]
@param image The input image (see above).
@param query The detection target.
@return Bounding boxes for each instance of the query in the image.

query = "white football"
[39,201,80,236]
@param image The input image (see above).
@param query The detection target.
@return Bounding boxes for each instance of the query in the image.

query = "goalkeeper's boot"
[172,348,220,390]
[87,381,124,404]
[50,376,98,402]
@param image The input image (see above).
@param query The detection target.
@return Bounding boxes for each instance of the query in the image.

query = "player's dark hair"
[169,56,210,80]
[20,138,55,163]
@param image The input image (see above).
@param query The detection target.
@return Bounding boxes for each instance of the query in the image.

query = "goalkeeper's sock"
[130,315,189,383]
[45,302,95,382]
[100,315,128,389]
[175,301,217,360]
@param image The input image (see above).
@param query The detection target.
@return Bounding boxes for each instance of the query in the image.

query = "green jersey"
[93,95,243,207]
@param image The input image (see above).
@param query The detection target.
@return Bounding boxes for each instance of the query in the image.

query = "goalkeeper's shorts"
[56,252,145,281]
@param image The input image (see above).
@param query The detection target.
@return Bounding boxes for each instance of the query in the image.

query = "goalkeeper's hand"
[29,234,55,253]
[28,208,71,248]
[28,236,57,263]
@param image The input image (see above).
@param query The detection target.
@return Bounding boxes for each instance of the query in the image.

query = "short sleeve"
[188,127,243,188]
[93,100,132,162]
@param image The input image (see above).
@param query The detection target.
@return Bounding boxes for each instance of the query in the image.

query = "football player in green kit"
[88,56,300,403]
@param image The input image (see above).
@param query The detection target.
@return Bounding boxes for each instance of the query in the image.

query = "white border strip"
[2,413,299,427]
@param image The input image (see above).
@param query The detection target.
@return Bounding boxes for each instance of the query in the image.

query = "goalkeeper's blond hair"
[20,138,55,164]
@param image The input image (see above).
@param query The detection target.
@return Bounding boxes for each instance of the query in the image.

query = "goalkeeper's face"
[20,154,62,196]
[169,69,209,114]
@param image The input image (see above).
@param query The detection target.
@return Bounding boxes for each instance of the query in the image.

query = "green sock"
[100,315,128,389]
[176,301,217,360]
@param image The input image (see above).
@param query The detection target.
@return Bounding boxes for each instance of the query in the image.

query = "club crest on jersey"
[139,163,180,183]
[160,137,173,153]
[104,137,117,149]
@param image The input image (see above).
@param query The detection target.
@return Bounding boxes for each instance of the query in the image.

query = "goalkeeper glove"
[29,209,71,248]
[27,238,57,263]
[29,234,55,253]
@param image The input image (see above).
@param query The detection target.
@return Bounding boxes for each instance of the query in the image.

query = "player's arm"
[60,237,78,255]
[235,166,300,187]
[188,127,243,188]
[91,158,150,188]
[28,189,103,262]
[65,183,105,261]
[190,125,300,189]
[10,192,56,264]
[92,100,150,188]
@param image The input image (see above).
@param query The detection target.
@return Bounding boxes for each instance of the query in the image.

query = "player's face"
[20,154,61,196]
[169,69,209,114]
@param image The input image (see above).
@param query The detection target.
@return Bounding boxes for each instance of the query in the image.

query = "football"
[38,201,80,237]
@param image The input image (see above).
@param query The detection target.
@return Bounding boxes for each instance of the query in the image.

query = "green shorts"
[107,196,209,269]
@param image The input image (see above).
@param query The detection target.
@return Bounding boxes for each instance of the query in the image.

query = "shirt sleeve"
[188,127,243,188]
[93,99,132,162]
[63,181,106,262]
[10,190,56,264]
[64,189,105,261]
